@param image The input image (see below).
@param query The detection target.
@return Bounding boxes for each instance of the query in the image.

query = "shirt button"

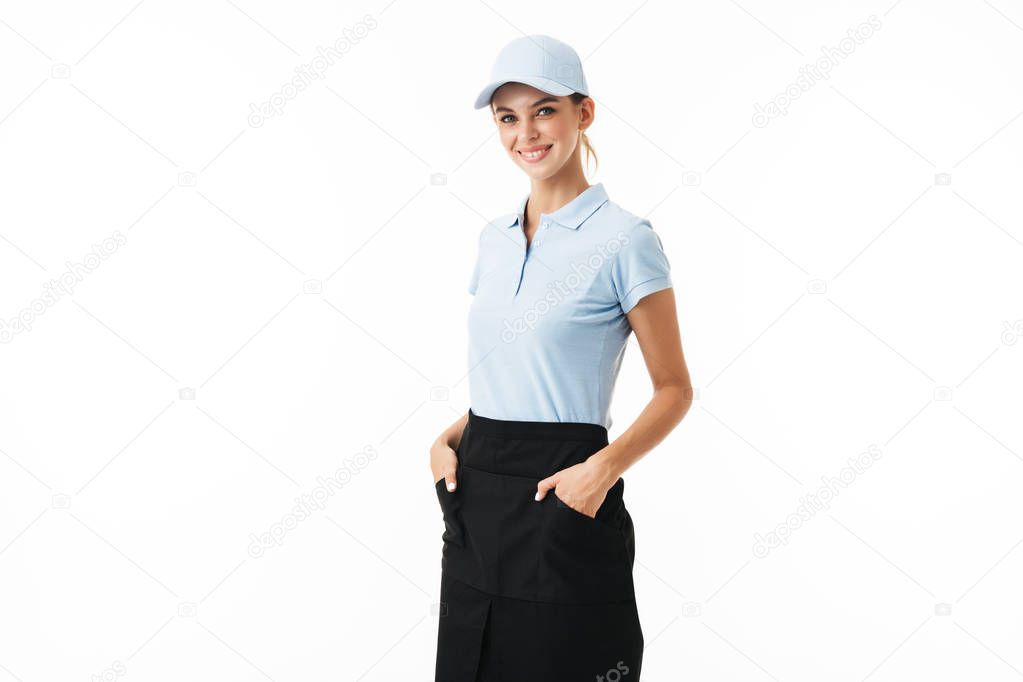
[542,221,550,229]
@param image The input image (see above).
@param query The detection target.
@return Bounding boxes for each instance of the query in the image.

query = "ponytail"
[570,93,599,175]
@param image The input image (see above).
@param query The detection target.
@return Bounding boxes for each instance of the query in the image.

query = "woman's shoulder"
[589,196,659,240]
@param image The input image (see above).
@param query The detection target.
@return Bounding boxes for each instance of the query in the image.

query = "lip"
[517,144,553,163]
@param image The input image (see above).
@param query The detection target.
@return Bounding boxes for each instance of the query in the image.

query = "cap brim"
[473,76,577,110]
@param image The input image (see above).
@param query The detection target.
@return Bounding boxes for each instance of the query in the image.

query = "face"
[490,82,593,180]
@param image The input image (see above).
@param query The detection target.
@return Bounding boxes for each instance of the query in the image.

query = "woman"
[431,34,691,681]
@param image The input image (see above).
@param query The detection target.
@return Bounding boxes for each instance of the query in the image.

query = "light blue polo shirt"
[467,182,673,430]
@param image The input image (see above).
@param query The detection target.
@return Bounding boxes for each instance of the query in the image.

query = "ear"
[578,96,595,129]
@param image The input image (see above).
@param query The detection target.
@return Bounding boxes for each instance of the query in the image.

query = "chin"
[516,156,562,177]
[519,166,557,181]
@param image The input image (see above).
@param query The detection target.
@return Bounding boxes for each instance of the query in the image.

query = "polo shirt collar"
[499,183,609,230]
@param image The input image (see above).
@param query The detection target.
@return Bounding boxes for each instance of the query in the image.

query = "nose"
[520,117,539,141]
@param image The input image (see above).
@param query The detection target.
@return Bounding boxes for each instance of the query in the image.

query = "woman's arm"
[431,411,469,490]
[535,287,691,515]
[590,286,692,483]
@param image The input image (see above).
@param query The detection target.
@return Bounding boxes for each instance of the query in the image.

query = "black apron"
[434,409,644,681]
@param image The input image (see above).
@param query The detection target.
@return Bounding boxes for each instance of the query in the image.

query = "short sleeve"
[611,221,673,313]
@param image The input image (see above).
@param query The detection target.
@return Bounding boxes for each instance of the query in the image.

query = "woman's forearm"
[589,385,692,484]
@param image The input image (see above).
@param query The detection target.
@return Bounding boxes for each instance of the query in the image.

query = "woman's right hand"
[431,439,459,492]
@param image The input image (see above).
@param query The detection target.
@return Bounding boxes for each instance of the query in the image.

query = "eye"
[499,106,555,124]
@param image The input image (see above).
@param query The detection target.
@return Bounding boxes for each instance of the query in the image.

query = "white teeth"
[521,146,551,159]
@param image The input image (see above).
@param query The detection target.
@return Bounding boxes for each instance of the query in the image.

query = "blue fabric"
[466,183,673,430]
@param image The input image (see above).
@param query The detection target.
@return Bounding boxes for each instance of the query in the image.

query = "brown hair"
[569,92,598,175]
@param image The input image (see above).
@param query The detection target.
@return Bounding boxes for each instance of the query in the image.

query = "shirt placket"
[512,218,552,298]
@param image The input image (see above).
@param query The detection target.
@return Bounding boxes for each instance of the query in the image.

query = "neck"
[525,166,590,227]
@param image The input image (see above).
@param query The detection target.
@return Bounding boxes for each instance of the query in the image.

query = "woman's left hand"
[535,457,616,519]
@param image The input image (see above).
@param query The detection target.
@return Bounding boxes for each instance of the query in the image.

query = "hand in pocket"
[430,440,459,492]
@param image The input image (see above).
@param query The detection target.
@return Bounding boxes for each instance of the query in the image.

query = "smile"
[517,144,553,163]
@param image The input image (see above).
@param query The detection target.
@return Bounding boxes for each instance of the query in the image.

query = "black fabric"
[434,409,644,681]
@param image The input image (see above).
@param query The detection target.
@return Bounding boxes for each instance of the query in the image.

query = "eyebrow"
[493,96,560,114]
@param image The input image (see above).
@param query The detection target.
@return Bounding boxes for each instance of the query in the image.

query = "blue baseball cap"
[474,34,589,110]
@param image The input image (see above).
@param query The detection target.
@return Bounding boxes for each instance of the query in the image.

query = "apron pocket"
[442,462,635,605]
[435,436,467,550]
[436,473,465,550]
[539,487,634,604]
[455,463,545,600]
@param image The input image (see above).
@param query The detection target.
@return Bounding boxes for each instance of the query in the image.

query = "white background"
[2,1,1022,680]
